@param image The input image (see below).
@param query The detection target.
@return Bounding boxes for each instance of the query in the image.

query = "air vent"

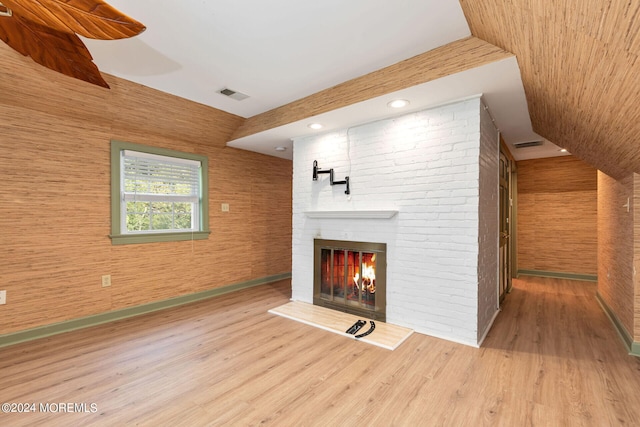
[217,88,249,101]
[513,140,544,149]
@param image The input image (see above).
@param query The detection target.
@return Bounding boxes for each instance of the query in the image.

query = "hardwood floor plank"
[1,278,639,426]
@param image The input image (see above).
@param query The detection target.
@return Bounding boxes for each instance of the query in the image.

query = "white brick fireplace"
[291,96,499,347]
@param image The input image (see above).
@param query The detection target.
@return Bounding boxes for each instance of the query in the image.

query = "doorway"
[499,145,513,304]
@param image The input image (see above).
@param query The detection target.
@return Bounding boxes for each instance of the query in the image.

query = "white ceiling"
[82,0,566,161]
[228,58,568,162]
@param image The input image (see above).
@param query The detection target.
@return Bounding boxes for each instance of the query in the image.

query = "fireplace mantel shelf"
[304,210,398,219]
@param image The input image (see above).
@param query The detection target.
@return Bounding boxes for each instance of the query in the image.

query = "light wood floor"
[1,277,639,426]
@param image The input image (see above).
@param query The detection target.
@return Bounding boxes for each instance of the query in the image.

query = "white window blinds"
[122,150,201,203]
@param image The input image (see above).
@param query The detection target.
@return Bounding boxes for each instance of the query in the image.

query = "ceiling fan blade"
[0,14,109,87]
[1,0,145,40]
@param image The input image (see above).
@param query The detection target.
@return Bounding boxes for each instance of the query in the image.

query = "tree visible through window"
[110,140,210,245]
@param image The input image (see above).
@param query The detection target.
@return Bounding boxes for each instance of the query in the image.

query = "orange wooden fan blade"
[0,13,109,87]
[1,0,145,39]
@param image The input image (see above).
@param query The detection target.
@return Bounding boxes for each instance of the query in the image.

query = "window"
[110,140,209,245]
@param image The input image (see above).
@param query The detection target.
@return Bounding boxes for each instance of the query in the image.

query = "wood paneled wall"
[517,156,597,275]
[597,172,634,337]
[0,43,292,335]
[460,0,640,179]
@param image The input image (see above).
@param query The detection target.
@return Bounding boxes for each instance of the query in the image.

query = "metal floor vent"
[218,88,249,101]
[513,140,544,149]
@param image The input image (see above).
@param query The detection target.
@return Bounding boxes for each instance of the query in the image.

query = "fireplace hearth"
[313,239,386,321]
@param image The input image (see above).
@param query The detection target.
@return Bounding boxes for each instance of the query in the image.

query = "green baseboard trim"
[0,272,291,349]
[517,269,597,282]
[631,342,640,358]
[595,291,640,357]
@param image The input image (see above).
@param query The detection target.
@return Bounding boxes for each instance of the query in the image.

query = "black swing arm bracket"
[313,160,350,195]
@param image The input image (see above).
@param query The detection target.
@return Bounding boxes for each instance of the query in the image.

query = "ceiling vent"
[218,88,249,101]
[513,140,544,149]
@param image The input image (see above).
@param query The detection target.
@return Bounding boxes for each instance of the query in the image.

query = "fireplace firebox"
[313,239,386,321]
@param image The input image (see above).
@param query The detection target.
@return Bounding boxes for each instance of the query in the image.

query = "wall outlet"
[221,203,230,212]
[0,290,6,305]
[101,275,111,288]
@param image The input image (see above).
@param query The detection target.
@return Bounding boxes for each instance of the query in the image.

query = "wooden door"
[499,150,511,303]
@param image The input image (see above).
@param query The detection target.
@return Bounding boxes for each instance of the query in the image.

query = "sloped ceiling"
[459,0,640,179]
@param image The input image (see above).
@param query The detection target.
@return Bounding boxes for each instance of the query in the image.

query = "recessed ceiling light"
[387,99,409,109]
[274,146,287,151]
[559,148,568,153]
[308,123,323,130]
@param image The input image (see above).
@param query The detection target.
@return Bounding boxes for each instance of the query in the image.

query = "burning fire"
[353,260,376,294]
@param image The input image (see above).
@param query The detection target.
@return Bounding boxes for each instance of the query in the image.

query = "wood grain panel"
[597,172,634,335]
[0,42,292,334]
[269,301,413,350]
[230,36,512,140]
[460,1,640,179]
[1,278,639,425]
[517,156,597,275]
